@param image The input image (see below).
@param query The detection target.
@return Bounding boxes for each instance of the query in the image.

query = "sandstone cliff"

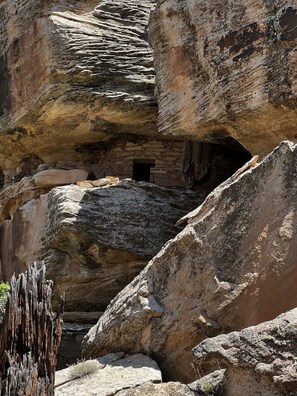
[0,0,157,175]
[150,0,297,155]
[0,0,296,394]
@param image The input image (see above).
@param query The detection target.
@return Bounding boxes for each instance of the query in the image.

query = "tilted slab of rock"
[0,0,157,170]
[193,309,297,396]
[82,141,297,382]
[0,180,205,311]
[55,353,162,395]
[150,0,297,155]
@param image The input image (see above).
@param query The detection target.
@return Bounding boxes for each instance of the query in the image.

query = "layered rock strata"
[0,180,205,311]
[150,0,297,155]
[82,141,297,382]
[0,0,157,172]
[193,309,297,396]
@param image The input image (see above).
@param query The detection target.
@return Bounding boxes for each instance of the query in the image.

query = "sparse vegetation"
[200,381,216,395]
[70,360,99,380]
[0,282,10,311]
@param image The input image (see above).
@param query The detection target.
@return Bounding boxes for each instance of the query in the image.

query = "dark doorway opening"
[182,137,252,190]
[133,159,155,182]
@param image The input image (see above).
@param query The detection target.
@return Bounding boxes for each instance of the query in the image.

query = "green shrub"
[0,282,10,299]
[0,282,10,312]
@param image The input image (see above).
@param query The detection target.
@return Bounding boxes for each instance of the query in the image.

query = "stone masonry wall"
[92,140,185,188]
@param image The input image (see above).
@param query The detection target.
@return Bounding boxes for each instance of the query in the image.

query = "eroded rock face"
[0,0,157,171]
[193,309,297,396]
[188,370,226,396]
[82,141,297,382]
[150,1,297,155]
[0,180,205,311]
[0,169,88,223]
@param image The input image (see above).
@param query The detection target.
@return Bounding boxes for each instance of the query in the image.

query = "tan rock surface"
[55,353,162,396]
[0,0,157,171]
[150,1,297,155]
[33,169,88,188]
[0,177,46,223]
[193,309,297,396]
[0,180,205,310]
[115,382,196,396]
[82,141,297,382]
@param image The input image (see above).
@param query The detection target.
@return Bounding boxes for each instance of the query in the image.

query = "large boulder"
[150,0,297,155]
[193,308,297,396]
[0,0,157,171]
[82,141,297,382]
[0,180,204,311]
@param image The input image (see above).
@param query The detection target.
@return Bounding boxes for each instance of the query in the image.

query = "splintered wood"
[0,264,64,395]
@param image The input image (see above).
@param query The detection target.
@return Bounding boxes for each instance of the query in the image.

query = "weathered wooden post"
[0,264,64,395]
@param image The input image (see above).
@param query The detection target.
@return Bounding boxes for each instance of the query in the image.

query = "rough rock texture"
[0,180,205,311]
[55,353,162,395]
[82,141,297,382]
[193,309,297,396]
[33,169,88,188]
[0,0,157,172]
[116,382,196,396]
[188,370,226,396]
[0,177,47,223]
[150,0,297,155]
[0,169,87,222]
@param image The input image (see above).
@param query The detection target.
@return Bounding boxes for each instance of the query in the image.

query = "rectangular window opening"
[133,159,155,182]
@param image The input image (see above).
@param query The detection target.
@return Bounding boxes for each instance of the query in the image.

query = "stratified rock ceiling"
[150,0,297,155]
[0,0,157,170]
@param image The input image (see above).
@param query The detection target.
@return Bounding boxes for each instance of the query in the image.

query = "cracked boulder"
[0,180,205,311]
[193,309,297,396]
[82,141,297,382]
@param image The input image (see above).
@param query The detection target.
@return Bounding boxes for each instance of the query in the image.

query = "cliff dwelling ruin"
[1,137,252,192]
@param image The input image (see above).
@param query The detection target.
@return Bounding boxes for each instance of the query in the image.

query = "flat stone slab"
[55,353,162,395]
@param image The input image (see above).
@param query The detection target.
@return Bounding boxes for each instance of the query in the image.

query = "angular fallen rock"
[55,353,162,396]
[0,180,205,311]
[33,169,88,188]
[193,309,297,396]
[82,141,297,382]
